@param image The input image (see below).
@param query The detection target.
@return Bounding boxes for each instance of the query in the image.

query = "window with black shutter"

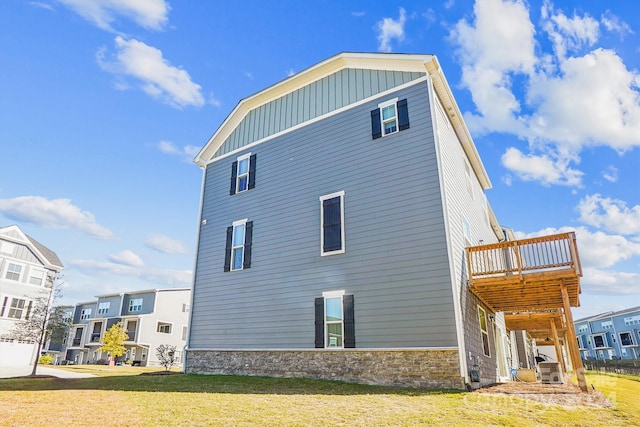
[320,191,345,256]
[230,153,256,195]
[371,98,409,139]
[224,219,253,271]
[314,292,355,349]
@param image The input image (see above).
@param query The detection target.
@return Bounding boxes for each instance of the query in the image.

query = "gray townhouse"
[64,288,190,366]
[0,225,63,366]
[185,52,584,389]
[575,306,640,360]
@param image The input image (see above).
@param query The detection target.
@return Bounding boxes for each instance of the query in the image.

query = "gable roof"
[194,52,491,189]
[0,225,64,269]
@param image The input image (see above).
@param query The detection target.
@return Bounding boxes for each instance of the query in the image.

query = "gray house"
[185,52,584,389]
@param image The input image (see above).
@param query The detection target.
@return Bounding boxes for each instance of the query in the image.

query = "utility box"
[539,361,563,384]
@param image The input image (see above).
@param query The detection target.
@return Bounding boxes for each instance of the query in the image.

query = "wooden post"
[561,282,588,392]
[550,319,566,373]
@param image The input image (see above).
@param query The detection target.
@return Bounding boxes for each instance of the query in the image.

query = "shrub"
[38,355,54,365]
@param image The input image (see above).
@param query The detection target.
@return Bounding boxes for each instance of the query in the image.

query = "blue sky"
[1,0,638,318]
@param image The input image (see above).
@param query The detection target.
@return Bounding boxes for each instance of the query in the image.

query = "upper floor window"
[157,322,172,334]
[320,191,345,256]
[314,291,355,349]
[624,315,640,325]
[5,263,23,281]
[619,332,634,346]
[129,298,143,312]
[230,153,256,195]
[98,302,110,315]
[462,216,472,245]
[602,321,613,330]
[80,308,92,320]
[29,269,45,286]
[577,335,586,349]
[371,98,409,139]
[7,298,30,319]
[592,334,607,348]
[578,324,588,333]
[182,303,190,313]
[224,219,253,271]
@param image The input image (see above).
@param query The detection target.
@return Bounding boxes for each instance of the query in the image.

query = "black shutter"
[223,226,233,272]
[370,108,382,139]
[397,98,410,131]
[243,221,253,269]
[322,197,342,252]
[230,161,238,195]
[314,297,324,348]
[248,154,256,190]
[343,295,355,348]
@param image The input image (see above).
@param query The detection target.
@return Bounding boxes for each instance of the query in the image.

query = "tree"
[99,322,128,364]
[7,276,69,376]
[156,344,177,371]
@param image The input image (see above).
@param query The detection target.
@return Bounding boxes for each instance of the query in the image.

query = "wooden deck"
[466,232,582,312]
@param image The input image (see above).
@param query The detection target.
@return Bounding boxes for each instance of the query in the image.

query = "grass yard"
[1,368,638,427]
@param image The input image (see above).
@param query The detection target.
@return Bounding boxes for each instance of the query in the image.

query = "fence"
[583,359,640,377]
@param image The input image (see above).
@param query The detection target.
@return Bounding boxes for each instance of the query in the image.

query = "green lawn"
[1,368,638,426]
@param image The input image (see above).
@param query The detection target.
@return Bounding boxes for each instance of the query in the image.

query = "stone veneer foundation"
[185,349,465,389]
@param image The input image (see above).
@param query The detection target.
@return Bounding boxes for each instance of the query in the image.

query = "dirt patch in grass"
[475,382,611,408]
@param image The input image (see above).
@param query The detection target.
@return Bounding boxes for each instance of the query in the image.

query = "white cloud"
[500,147,583,186]
[515,226,640,269]
[449,0,640,187]
[0,196,114,239]
[29,2,54,11]
[601,166,618,183]
[577,194,640,235]
[352,11,365,17]
[70,259,192,287]
[600,10,634,39]
[156,140,201,162]
[98,36,205,109]
[580,267,640,296]
[145,233,188,254]
[57,0,170,32]
[376,7,406,52]
[108,249,144,267]
[541,0,599,60]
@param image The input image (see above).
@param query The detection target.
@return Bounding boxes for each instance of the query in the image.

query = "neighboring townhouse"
[185,52,584,390]
[0,225,64,366]
[42,304,75,365]
[64,288,190,367]
[575,306,640,360]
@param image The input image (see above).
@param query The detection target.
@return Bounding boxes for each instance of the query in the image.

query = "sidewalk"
[0,365,96,379]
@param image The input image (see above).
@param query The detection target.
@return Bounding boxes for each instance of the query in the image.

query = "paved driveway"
[0,365,95,379]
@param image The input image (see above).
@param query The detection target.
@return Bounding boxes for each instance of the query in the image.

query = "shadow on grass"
[0,373,466,396]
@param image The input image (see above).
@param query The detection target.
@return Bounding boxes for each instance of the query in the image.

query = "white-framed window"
[602,320,613,330]
[157,322,172,334]
[592,334,607,348]
[379,98,398,136]
[174,350,181,362]
[462,216,472,245]
[236,153,251,193]
[323,290,345,348]
[478,306,491,357]
[98,302,110,315]
[5,263,23,281]
[80,308,92,320]
[624,315,640,325]
[320,191,345,256]
[28,268,45,286]
[182,326,188,341]
[182,303,189,313]
[577,335,586,349]
[129,298,143,312]
[481,193,489,224]
[619,332,634,347]
[578,324,588,333]
[231,219,247,271]
[7,298,28,319]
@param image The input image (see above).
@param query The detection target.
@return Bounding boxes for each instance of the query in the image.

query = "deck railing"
[466,232,582,282]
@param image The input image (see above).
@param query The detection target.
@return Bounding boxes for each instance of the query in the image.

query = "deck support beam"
[550,319,566,373]
[561,281,587,392]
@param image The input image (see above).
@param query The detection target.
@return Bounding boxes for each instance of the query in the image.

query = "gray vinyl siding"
[215,69,425,158]
[96,296,122,318]
[121,292,156,316]
[432,90,499,380]
[191,79,458,350]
